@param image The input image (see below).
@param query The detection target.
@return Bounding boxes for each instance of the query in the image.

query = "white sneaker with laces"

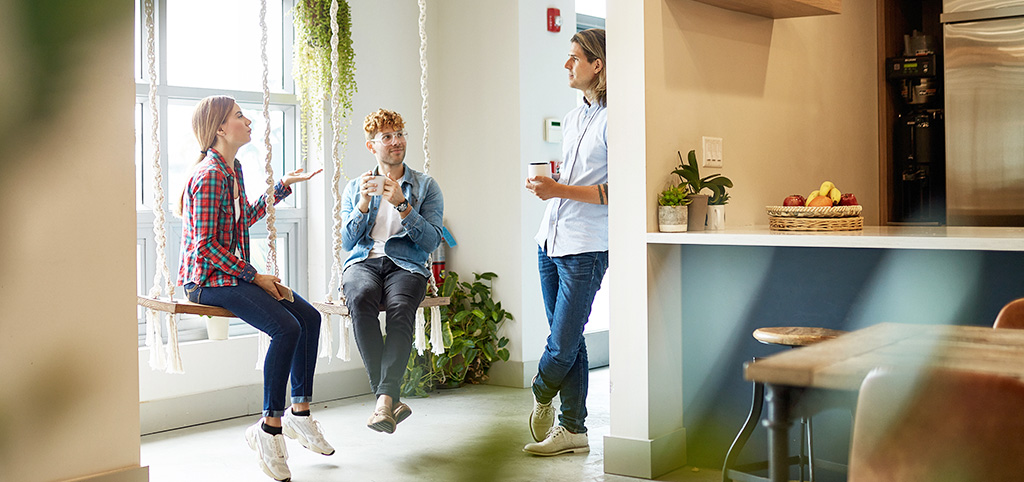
[282,408,335,455]
[245,421,292,481]
[529,397,556,442]
[523,425,589,456]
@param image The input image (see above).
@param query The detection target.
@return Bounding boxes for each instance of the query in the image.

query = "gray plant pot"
[687,194,709,231]
[658,205,688,232]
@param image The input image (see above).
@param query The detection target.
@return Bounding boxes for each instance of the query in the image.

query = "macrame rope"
[143,0,183,374]
[256,0,276,369]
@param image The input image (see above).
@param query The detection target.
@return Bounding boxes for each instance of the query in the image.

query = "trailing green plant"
[402,271,512,397]
[673,149,733,205]
[293,0,357,171]
[658,184,692,206]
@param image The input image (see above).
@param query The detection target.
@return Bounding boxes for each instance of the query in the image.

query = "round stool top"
[753,326,847,347]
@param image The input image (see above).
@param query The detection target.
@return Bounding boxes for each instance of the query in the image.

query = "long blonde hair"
[174,95,236,217]
[572,28,606,106]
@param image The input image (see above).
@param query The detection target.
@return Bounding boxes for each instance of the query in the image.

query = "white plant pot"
[658,205,688,232]
[205,316,231,341]
[707,205,726,230]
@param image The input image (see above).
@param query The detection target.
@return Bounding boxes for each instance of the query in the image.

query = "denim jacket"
[341,163,444,278]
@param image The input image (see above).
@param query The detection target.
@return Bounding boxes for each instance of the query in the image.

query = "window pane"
[249,231,289,283]
[165,0,284,91]
[167,101,287,207]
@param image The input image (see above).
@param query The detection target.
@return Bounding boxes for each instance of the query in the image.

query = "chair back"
[994,297,1024,329]
[849,367,1024,482]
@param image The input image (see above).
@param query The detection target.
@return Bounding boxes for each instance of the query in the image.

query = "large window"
[135,0,303,345]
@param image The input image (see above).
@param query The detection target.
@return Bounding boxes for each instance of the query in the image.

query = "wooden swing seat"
[138,294,450,318]
[312,295,450,316]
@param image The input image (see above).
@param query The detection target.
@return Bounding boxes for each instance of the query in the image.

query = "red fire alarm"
[547,8,561,33]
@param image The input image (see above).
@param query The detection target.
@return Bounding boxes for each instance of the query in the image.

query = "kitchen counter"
[648,226,1024,252]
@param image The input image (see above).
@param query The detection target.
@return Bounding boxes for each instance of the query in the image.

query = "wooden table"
[744,322,1024,482]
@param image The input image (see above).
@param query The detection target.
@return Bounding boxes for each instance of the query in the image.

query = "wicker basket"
[766,205,862,218]
[769,216,863,231]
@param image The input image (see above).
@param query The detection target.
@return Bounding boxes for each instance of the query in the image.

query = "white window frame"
[135,0,305,346]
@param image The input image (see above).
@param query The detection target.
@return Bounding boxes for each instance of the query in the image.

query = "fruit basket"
[765,205,862,218]
[766,205,863,231]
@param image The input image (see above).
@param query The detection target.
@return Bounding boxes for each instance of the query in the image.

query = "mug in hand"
[367,176,385,196]
[527,162,551,180]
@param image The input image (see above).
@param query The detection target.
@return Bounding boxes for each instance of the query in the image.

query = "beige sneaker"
[245,421,291,481]
[529,397,555,442]
[523,425,589,456]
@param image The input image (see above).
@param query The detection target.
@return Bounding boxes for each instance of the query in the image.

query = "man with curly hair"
[340,108,444,434]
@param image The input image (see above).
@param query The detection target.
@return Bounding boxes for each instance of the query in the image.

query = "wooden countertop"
[647,226,1024,252]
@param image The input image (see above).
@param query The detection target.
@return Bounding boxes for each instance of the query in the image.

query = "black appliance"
[887,31,946,224]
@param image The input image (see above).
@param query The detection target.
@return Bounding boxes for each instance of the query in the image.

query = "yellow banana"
[830,187,842,204]
[819,181,834,198]
[806,190,820,206]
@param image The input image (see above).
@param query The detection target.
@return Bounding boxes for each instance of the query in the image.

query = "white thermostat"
[544,118,562,143]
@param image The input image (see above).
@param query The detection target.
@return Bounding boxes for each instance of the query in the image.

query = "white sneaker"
[523,425,590,456]
[245,421,292,481]
[282,408,335,455]
[529,397,556,442]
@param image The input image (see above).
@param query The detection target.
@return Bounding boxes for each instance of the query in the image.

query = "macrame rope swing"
[138,0,449,373]
[312,0,448,362]
[137,0,284,373]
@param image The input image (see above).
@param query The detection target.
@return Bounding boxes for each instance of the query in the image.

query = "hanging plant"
[292,0,357,174]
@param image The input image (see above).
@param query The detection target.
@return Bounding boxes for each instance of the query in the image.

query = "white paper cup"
[367,176,385,196]
[527,162,551,179]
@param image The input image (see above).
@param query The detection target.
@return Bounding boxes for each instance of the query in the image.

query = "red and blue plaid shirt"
[177,148,291,288]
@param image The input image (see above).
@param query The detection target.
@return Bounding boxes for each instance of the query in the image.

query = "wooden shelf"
[692,0,841,19]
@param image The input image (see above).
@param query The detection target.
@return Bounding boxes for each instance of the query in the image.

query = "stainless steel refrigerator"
[942,1,1024,225]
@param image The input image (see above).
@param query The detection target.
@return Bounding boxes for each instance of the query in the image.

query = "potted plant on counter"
[706,182,731,230]
[658,184,692,232]
[673,149,733,231]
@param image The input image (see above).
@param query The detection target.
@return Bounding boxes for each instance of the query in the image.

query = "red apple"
[783,194,806,207]
[839,193,859,206]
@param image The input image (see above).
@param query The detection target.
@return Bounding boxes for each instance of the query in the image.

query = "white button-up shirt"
[535,99,608,257]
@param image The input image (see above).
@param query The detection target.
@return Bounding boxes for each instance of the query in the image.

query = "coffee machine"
[887,31,945,224]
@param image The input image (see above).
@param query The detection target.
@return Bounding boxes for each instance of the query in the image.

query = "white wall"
[0,1,145,480]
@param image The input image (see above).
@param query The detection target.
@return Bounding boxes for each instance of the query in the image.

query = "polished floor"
[141,367,720,482]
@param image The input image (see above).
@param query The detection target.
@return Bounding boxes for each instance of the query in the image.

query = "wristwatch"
[395,200,409,213]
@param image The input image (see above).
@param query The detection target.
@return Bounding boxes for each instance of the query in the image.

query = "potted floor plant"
[673,149,733,231]
[401,271,512,397]
[658,183,692,232]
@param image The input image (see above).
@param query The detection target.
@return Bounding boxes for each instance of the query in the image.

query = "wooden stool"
[722,327,847,482]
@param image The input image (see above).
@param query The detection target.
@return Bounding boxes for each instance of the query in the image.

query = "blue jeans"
[185,281,321,418]
[533,247,609,434]
[343,257,428,402]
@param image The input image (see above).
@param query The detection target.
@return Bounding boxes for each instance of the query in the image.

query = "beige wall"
[644,0,879,228]
[0,1,144,481]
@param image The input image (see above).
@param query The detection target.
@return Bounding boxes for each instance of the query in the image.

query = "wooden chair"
[849,367,1024,482]
[993,297,1024,329]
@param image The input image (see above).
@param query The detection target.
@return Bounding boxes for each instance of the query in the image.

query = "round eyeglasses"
[372,131,407,145]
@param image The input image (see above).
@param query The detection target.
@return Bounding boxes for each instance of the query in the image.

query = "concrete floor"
[141,367,720,482]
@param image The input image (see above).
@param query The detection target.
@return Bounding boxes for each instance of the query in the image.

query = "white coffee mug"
[367,175,385,196]
[527,162,551,179]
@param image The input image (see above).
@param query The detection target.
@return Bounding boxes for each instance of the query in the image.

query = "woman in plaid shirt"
[176,96,329,481]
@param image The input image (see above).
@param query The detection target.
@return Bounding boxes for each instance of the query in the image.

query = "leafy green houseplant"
[673,149,733,202]
[673,149,733,230]
[402,271,512,398]
[293,0,357,168]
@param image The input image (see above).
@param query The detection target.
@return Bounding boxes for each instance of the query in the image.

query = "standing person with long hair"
[523,28,609,456]
[177,95,330,481]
